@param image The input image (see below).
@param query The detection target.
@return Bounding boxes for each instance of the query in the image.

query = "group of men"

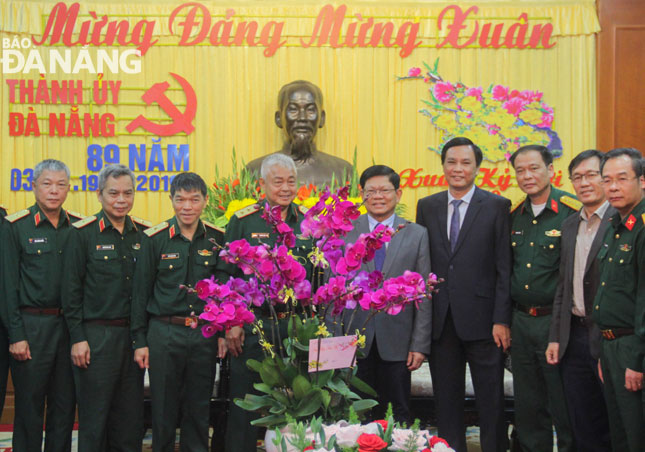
[0,138,643,452]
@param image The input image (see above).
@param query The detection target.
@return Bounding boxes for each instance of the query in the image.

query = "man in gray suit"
[416,137,511,452]
[546,150,612,451]
[337,165,431,424]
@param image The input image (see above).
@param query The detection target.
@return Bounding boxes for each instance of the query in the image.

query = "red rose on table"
[357,433,388,452]
[429,436,449,447]
[373,420,388,431]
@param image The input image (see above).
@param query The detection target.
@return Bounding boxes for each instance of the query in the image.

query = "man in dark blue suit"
[416,137,512,452]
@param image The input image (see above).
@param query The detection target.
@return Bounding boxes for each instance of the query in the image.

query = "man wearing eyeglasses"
[591,147,645,452]
[545,150,612,451]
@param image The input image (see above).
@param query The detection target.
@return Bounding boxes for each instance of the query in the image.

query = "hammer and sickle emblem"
[126,73,197,136]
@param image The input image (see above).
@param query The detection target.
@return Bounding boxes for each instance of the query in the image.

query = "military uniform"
[62,211,151,452]
[0,205,8,418]
[510,187,578,451]
[0,203,83,452]
[215,202,311,452]
[131,217,224,452]
[591,199,645,452]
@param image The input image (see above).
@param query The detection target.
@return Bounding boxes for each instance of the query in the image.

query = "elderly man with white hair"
[216,154,312,452]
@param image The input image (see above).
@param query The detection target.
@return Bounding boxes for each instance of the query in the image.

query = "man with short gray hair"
[62,164,151,452]
[1,159,83,451]
[216,154,312,452]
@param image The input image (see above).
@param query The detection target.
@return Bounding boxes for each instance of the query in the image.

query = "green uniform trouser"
[11,313,75,452]
[226,318,288,452]
[510,310,574,452]
[600,337,644,452]
[73,323,144,452]
[0,322,9,417]
[148,318,217,452]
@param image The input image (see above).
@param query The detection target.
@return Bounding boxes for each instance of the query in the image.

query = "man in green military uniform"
[217,154,310,452]
[132,172,224,452]
[509,145,577,451]
[0,204,8,419]
[592,148,645,451]
[62,164,151,452]
[0,159,83,452]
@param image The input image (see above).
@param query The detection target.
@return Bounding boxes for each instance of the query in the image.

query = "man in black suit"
[545,150,612,451]
[416,137,512,452]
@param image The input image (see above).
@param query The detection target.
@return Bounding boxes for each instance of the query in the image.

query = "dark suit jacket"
[548,204,615,360]
[333,214,432,361]
[416,187,512,341]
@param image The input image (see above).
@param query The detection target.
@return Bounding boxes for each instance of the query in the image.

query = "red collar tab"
[99,218,106,232]
[625,214,636,231]
[550,199,558,214]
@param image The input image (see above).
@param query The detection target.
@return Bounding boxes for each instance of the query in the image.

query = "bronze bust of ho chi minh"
[246,80,353,188]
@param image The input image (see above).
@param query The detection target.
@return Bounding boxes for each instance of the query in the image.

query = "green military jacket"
[1,204,83,343]
[62,211,151,344]
[510,186,580,307]
[131,216,224,349]
[215,202,312,283]
[592,198,645,371]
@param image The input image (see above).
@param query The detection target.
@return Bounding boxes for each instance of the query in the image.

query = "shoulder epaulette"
[73,215,97,229]
[130,216,152,228]
[5,209,30,223]
[298,205,309,215]
[510,198,523,214]
[144,221,169,237]
[642,213,645,225]
[0,204,6,211]
[202,220,225,234]
[66,210,85,221]
[234,204,260,219]
[560,195,582,211]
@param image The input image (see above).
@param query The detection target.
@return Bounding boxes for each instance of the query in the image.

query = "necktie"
[449,199,463,253]
[374,223,386,271]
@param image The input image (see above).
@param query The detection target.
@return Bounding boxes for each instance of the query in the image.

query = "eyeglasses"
[570,171,600,184]
[601,176,639,186]
[364,189,396,197]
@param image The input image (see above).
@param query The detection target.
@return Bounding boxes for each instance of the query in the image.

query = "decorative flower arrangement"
[266,408,454,452]
[191,186,441,431]
[400,58,562,163]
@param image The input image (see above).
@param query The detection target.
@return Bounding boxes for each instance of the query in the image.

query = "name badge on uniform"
[512,230,523,235]
[161,253,179,260]
[619,244,632,252]
[96,244,115,251]
[29,238,47,244]
[198,249,213,256]
[132,243,141,250]
[544,229,561,237]
[251,232,270,239]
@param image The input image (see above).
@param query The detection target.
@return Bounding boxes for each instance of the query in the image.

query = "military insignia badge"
[132,243,141,250]
[197,249,213,256]
[96,244,115,251]
[161,253,179,260]
[619,244,632,252]
[550,199,559,213]
[544,229,561,237]
[625,214,636,231]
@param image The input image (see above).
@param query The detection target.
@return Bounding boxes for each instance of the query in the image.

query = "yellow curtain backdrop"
[0,0,599,222]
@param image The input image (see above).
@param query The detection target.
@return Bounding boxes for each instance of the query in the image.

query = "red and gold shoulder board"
[131,216,153,229]
[5,209,30,223]
[560,195,581,211]
[234,204,260,219]
[298,205,309,215]
[66,210,86,221]
[144,222,169,237]
[73,216,97,229]
[202,220,225,234]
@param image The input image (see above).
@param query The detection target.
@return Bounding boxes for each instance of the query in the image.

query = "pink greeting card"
[308,336,357,372]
